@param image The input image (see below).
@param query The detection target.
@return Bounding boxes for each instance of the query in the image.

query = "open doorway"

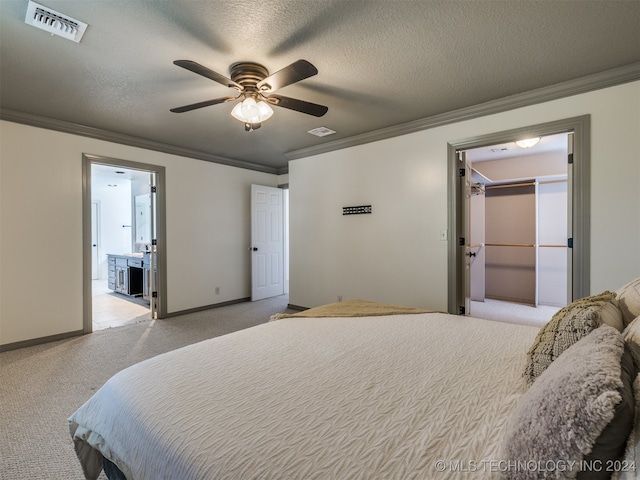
[463,133,569,327]
[82,154,167,333]
[447,115,591,326]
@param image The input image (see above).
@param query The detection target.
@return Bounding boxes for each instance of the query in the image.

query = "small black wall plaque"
[343,205,372,215]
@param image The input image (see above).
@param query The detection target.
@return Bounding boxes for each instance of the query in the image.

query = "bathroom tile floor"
[92,280,151,331]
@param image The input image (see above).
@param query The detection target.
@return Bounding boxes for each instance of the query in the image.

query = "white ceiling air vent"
[307,127,336,137]
[25,1,88,43]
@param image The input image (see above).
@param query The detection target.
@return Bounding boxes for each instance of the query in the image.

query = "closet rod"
[484,243,568,248]
[485,243,534,247]
[485,182,535,190]
[538,179,568,185]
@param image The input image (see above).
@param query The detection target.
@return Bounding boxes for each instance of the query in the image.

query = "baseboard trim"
[0,297,283,351]
[286,304,308,311]
[164,297,251,318]
[0,330,84,352]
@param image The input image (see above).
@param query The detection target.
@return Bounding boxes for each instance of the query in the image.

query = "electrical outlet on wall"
[440,229,448,241]
[215,287,220,295]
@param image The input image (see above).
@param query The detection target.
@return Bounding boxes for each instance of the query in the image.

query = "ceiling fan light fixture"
[515,137,541,148]
[231,97,273,124]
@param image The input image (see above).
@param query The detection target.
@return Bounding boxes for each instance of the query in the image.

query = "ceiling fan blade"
[266,94,328,117]
[170,96,236,113]
[174,60,242,90]
[257,60,318,92]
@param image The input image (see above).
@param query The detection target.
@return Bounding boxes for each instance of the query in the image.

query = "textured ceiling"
[1,0,639,173]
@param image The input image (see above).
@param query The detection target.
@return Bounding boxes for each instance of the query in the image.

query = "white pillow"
[623,315,640,347]
[617,278,640,327]
[600,297,624,332]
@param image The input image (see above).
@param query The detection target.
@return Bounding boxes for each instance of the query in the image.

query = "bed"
[69,291,640,480]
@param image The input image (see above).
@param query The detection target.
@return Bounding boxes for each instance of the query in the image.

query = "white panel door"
[251,185,284,301]
[457,151,472,316]
[91,202,99,280]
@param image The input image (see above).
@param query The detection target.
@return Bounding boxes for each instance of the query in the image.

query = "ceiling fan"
[170,59,328,131]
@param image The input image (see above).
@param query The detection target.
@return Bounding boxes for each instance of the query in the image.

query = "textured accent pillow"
[617,278,640,327]
[577,342,635,480]
[523,291,618,386]
[501,325,634,480]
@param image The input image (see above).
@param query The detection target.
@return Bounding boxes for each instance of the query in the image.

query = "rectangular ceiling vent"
[25,1,88,43]
[307,127,336,137]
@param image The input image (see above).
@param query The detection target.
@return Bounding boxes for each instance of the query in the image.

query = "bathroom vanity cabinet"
[107,254,144,297]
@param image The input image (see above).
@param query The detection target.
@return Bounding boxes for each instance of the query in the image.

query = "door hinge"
[151,186,157,193]
[459,237,465,246]
[459,168,466,177]
[568,237,573,249]
[459,306,466,315]
[567,153,574,164]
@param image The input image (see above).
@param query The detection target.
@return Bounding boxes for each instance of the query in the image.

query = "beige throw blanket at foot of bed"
[270,299,437,321]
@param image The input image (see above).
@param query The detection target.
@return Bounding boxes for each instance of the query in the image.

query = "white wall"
[289,81,640,310]
[0,122,278,346]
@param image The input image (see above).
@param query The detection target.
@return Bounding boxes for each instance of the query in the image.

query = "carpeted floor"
[0,295,293,480]
[470,298,560,328]
[1,295,554,479]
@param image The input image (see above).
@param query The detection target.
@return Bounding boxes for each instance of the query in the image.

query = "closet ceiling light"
[515,137,541,148]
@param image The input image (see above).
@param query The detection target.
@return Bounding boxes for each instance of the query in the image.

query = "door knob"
[252,247,258,251]
[467,251,476,257]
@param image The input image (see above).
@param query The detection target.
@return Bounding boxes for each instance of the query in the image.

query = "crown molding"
[0,109,279,175]
[284,62,640,163]
[2,62,638,176]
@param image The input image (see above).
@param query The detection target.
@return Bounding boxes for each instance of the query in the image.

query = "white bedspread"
[69,313,539,480]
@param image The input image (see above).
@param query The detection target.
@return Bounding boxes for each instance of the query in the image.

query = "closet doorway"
[82,154,167,333]
[447,116,591,326]
[465,133,569,326]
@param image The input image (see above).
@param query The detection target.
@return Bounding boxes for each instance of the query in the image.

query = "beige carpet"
[470,298,560,328]
[1,296,553,479]
[0,295,293,480]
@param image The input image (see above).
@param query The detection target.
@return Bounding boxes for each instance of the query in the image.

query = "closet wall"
[537,181,568,306]
[481,180,568,307]
[485,183,537,304]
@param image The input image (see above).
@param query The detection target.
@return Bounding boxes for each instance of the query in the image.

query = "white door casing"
[251,185,284,301]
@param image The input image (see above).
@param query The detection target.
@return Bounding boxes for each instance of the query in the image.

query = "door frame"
[446,115,591,314]
[82,153,168,333]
